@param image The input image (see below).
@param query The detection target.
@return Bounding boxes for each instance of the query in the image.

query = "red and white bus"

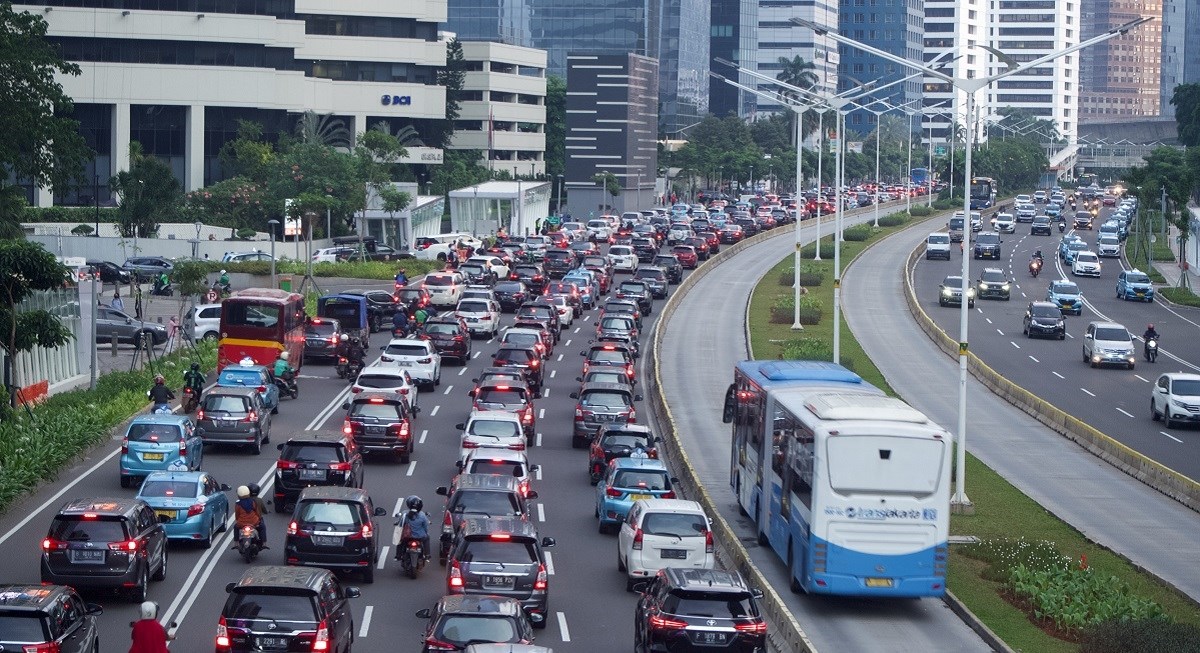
[217,288,306,371]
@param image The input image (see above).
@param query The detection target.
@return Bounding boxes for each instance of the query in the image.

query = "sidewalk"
[1151,207,1200,288]
[90,283,192,380]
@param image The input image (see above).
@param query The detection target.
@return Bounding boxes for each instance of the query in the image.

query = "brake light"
[489,532,512,540]
[187,503,204,518]
[461,441,478,449]
[535,563,548,590]
[41,538,66,551]
[330,461,352,472]
[121,438,128,455]
[509,441,526,451]
[448,560,464,588]
[522,408,533,424]
[734,621,768,634]
[179,438,187,457]
[246,411,257,423]
[312,619,330,652]
[349,523,373,540]
[216,615,230,648]
[391,421,410,439]
[442,510,453,530]
[417,357,432,364]
[649,614,689,630]
[606,487,622,497]
[662,491,676,499]
[277,459,298,470]
[108,539,140,552]
[424,637,458,651]
[632,527,643,550]
[704,529,714,553]
[287,520,299,535]
[197,409,205,421]
[328,337,337,344]
[351,387,362,394]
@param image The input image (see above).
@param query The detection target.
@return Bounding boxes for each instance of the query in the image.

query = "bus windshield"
[826,436,945,496]
[223,302,279,330]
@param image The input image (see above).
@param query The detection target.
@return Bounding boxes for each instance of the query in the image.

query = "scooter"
[150,281,174,297]
[181,386,200,413]
[1058,222,1066,234]
[1146,338,1159,363]
[398,538,426,579]
[235,525,262,563]
[1029,259,1042,278]
[335,356,363,380]
[274,372,299,400]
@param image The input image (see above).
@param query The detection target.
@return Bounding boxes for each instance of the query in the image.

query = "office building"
[837,0,924,130]
[444,0,532,46]
[1079,0,1162,119]
[754,0,839,116]
[920,0,987,144]
[985,0,1080,144]
[16,0,447,207]
[450,41,547,177]
[709,0,759,118]
[650,0,711,134]
[1160,0,1200,115]
[563,54,658,215]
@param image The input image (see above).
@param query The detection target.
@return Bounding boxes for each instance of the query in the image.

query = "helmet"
[280,351,290,361]
[247,482,261,496]
[237,485,250,499]
[340,334,349,342]
[406,495,423,512]
[139,601,158,621]
[220,269,227,274]
[1148,324,1155,330]
[154,374,165,385]
[190,362,200,371]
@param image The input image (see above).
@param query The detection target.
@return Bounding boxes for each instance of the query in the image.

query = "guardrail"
[901,240,1200,512]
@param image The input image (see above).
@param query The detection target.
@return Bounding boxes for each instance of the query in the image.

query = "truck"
[317,294,370,348]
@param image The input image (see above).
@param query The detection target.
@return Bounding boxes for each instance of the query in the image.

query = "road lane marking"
[458,367,467,376]
[536,432,543,447]
[1081,388,1096,397]
[976,307,983,313]
[306,386,354,431]
[996,329,1004,336]
[574,327,581,333]
[1161,431,1184,443]
[1066,332,1074,339]
[539,408,545,419]
[1116,408,1135,418]
[1135,374,1150,383]
[549,369,557,378]
[535,466,543,480]
[1010,342,1020,349]
[545,550,555,574]
[557,354,564,362]
[394,498,405,515]
[429,405,440,417]
[537,503,545,522]
[564,339,572,347]
[419,429,428,444]
[1029,355,1039,363]
[584,314,592,321]
[443,385,454,395]
[407,461,417,476]
[359,606,374,637]
[377,550,389,569]
[985,318,992,324]
[557,613,571,642]
[1052,371,1065,379]
[0,447,121,548]
[472,351,481,359]
[543,388,550,398]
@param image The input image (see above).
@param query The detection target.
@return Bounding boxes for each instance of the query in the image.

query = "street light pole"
[268,219,279,287]
[791,13,1155,510]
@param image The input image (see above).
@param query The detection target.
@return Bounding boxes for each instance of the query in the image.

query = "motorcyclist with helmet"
[273,351,297,395]
[183,362,205,397]
[147,375,175,412]
[128,600,173,653]
[391,307,413,337]
[394,495,430,560]
[1144,323,1160,360]
[234,484,268,547]
[394,267,409,288]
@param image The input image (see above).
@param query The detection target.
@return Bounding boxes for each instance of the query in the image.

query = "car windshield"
[0,613,47,640]
[1126,274,1150,284]
[461,539,538,564]
[980,271,1006,282]
[928,235,949,244]
[355,374,405,389]
[943,277,963,286]
[1094,328,1130,342]
[140,480,199,498]
[436,615,517,644]
[581,391,631,409]
[663,593,757,619]
[48,517,126,542]
[451,490,520,515]
[468,419,521,437]
[642,512,707,537]
[586,372,629,385]
[424,276,455,287]
[495,349,533,363]
[126,423,183,442]
[1051,283,1079,294]
[612,470,669,490]
[602,433,651,449]
[1173,380,1200,396]
[949,218,964,228]
[225,592,318,622]
[305,323,337,338]
[281,444,343,464]
[503,333,539,347]
[1077,254,1098,262]
[425,323,459,336]
[494,282,522,293]
[976,234,999,244]
[349,401,401,419]
[1100,237,1119,245]
[202,395,249,414]
[1030,305,1061,318]
[296,500,361,531]
[385,343,429,357]
[476,389,527,408]
[600,317,633,330]
[589,350,628,364]
[397,289,426,302]
[458,301,490,313]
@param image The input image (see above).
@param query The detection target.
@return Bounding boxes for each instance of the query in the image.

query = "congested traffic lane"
[913,206,1200,481]
[658,203,990,652]
[0,274,666,652]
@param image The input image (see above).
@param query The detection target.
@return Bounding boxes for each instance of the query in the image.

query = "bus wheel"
[788,543,802,594]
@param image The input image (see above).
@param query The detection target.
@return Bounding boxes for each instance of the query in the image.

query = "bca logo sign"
[381,95,412,106]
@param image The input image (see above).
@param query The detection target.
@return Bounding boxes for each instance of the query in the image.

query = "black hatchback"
[303,317,342,363]
[493,280,530,312]
[633,568,766,653]
[285,487,388,583]
[273,434,364,512]
[0,584,103,653]
[217,566,360,653]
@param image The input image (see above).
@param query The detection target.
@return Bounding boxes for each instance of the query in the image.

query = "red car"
[671,245,698,269]
[699,230,721,253]
[685,236,710,260]
[547,231,570,248]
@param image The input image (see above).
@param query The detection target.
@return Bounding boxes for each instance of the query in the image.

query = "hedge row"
[769,296,823,325]
[197,259,445,281]
[909,205,934,217]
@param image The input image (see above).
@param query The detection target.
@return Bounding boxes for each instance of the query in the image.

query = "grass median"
[747,217,1200,651]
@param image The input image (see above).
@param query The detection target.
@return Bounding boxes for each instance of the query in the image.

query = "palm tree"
[294,111,353,148]
[775,56,821,144]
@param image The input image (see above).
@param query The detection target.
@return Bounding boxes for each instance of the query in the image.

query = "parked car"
[122,256,173,282]
[95,307,168,345]
[183,303,222,342]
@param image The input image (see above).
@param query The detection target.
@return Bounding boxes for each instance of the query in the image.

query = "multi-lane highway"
[0,275,673,651]
[912,206,1200,480]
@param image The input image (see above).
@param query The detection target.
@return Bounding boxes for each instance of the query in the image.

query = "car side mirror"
[527,611,546,625]
[220,483,231,491]
[751,588,765,599]
[435,486,449,496]
[470,378,479,383]
[415,608,432,619]
[575,376,583,382]
[345,587,361,599]
[634,394,643,402]
[579,351,586,356]
[126,318,132,324]
[341,401,350,410]
[541,537,556,548]
[455,460,464,469]
[454,422,466,430]
[277,443,285,450]
[373,506,386,517]
[526,490,539,499]
[530,464,540,472]
[85,603,104,616]
[380,346,386,351]
[225,582,237,593]
[670,477,680,484]
[569,392,579,399]
[411,405,421,414]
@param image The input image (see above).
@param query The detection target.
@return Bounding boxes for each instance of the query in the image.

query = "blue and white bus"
[722,360,952,597]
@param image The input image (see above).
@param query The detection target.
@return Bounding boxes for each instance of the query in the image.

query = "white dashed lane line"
[458,368,467,376]
[443,385,454,395]
[1081,388,1096,397]
[1116,408,1135,418]
[1052,371,1065,379]
[1029,355,1039,363]
[985,318,993,324]
[1135,374,1150,383]
[1161,431,1184,443]
[359,606,374,637]
[429,405,440,417]
[406,461,417,476]
[557,613,572,642]
[1010,342,1020,349]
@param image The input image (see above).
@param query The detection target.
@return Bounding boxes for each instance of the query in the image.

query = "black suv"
[633,568,767,653]
[493,280,530,312]
[421,314,473,363]
[285,487,388,583]
[652,254,683,284]
[515,301,562,341]
[303,317,342,363]
[86,259,131,285]
[491,345,544,394]
[542,249,575,278]
[632,237,659,262]
[274,434,364,513]
[415,595,539,651]
[435,474,536,564]
[446,517,556,627]
[976,267,1012,301]
[0,584,103,653]
[341,393,418,462]
[217,566,360,653]
[972,232,1002,260]
[615,281,653,315]
[40,498,168,602]
[513,264,547,294]
[633,266,669,299]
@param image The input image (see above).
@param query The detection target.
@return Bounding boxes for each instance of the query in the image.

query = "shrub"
[877,212,909,227]
[777,265,825,287]
[801,241,835,258]
[932,199,957,210]
[1080,618,1200,653]
[1159,287,1200,307]
[194,258,444,282]
[843,224,875,242]
[23,206,119,224]
[958,537,1071,582]
[781,337,832,360]
[909,205,933,217]
[1008,564,1166,632]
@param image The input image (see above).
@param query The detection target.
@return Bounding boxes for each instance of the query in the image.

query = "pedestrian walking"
[133,285,143,321]
[111,289,124,312]
[166,315,179,352]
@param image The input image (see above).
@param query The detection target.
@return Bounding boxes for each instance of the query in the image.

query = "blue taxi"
[218,359,280,414]
[119,414,203,488]
[1116,269,1155,302]
[1046,279,1083,315]
[563,270,598,309]
[135,471,230,546]
[595,455,677,534]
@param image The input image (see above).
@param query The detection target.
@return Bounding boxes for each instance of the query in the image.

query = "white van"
[413,233,483,261]
[617,499,714,590]
[925,232,952,260]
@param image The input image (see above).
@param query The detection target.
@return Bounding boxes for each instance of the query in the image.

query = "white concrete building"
[450,40,547,177]
[16,0,448,207]
[920,0,987,144]
[754,1,838,116]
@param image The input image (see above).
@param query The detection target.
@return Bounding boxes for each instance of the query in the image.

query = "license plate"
[628,494,650,501]
[142,452,164,461]
[312,535,344,547]
[1137,292,1145,296]
[693,631,728,645]
[660,549,688,559]
[257,635,290,650]
[154,509,177,521]
[68,549,105,564]
[299,469,326,481]
[217,420,234,428]
[365,425,383,434]
[395,361,412,367]
[865,577,895,588]
[466,317,479,323]
[484,575,515,589]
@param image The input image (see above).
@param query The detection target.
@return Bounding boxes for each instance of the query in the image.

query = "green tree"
[70,224,93,236]
[545,76,567,177]
[0,3,92,204]
[592,171,622,198]
[0,186,27,240]
[434,37,468,149]
[0,240,72,408]
[351,125,409,257]
[1125,146,1196,285]
[110,142,182,238]
[218,120,276,182]
[774,56,821,143]
[1171,83,1200,147]
[293,111,352,148]
[180,177,271,231]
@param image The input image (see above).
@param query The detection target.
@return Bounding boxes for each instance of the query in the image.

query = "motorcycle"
[150,281,174,297]
[235,525,262,563]
[1146,338,1159,363]
[274,372,299,400]
[1058,222,1066,234]
[1029,259,1042,278]
[212,281,232,299]
[181,386,200,413]
[398,537,426,579]
[335,356,363,380]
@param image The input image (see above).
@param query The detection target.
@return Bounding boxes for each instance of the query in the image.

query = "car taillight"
[522,408,533,423]
[734,621,768,634]
[535,563,548,590]
[661,491,676,499]
[216,615,230,649]
[350,522,373,540]
[287,520,299,535]
[178,438,188,457]
[246,411,257,423]
[312,619,330,652]
[461,441,479,449]
[704,529,714,553]
[391,421,410,439]
[187,503,205,518]
[330,461,352,472]
[448,560,464,588]
[625,410,636,423]
[632,527,643,550]
[41,538,66,551]
[442,511,453,531]
[277,459,298,470]
[108,539,140,552]
[606,487,622,497]
[343,421,353,435]
[121,438,128,455]
[424,637,458,651]
[256,385,266,393]
[649,614,689,630]
[328,337,338,344]
[418,357,432,364]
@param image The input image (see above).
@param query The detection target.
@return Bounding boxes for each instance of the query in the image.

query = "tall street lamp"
[268,219,279,287]
[555,174,564,214]
[861,98,921,227]
[792,13,1154,510]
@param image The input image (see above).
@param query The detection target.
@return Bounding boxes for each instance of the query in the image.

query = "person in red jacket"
[129,600,172,653]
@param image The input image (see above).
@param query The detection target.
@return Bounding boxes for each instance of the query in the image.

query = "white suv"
[1082,321,1135,369]
[617,499,715,591]
[586,219,613,243]
[455,298,502,338]
[1151,372,1200,429]
[352,366,420,408]
[457,446,539,496]
[378,338,442,388]
[422,271,466,307]
[455,410,527,464]
[609,245,637,273]
[992,213,1016,233]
